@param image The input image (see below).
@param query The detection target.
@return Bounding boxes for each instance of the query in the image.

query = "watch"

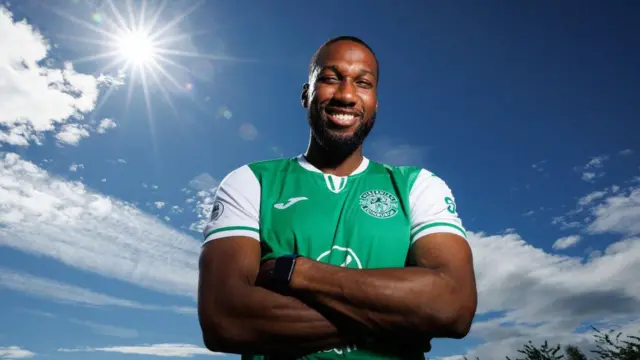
[273,254,301,290]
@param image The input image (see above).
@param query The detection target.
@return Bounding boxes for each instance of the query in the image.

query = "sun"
[117,30,156,65]
[51,0,250,122]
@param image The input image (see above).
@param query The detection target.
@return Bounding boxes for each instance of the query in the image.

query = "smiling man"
[197,36,477,360]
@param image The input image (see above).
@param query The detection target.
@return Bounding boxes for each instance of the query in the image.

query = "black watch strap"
[273,254,301,290]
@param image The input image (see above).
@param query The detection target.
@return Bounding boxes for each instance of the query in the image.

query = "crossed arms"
[198,232,476,356]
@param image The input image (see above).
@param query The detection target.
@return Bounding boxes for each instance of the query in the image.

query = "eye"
[318,76,339,83]
[356,80,373,89]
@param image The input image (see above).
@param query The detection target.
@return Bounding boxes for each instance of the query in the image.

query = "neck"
[305,137,364,177]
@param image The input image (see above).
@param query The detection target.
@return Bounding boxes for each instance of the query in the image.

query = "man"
[197,36,477,360]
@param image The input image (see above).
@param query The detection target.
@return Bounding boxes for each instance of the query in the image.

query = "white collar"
[295,154,369,176]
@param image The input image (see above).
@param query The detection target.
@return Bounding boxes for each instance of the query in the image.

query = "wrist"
[288,256,309,290]
[273,254,303,292]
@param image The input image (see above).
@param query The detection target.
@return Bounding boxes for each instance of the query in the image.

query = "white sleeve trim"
[202,165,261,246]
[409,169,467,244]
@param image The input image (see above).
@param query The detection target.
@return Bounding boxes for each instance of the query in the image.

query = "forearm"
[290,258,473,338]
[200,283,357,356]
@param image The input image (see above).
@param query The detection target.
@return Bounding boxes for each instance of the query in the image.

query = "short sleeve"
[409,169,467,245]
[202,165,261,245]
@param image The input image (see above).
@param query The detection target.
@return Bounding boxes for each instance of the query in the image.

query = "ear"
[301,83,310,108]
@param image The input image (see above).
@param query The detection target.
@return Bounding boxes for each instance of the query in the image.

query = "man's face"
[303,40,378,156]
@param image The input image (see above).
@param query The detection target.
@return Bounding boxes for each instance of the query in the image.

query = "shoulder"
[368,160,445,190]
[220,157,296,187]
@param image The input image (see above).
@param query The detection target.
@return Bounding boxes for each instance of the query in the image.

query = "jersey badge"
[210,200,224,221]
[359,190,399,219]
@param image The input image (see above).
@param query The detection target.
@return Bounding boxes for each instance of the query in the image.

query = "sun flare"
[117,30,156,64]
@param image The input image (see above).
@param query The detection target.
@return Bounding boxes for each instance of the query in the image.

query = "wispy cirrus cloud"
[0,346,35,359]
[58,344,222,357]
[0,152,201,298]
[68,319,139,338]
[0,268,193,315]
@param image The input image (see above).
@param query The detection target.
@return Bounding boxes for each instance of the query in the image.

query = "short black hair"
[308,35,379,82]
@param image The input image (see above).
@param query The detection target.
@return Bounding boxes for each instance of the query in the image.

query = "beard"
[308,106,376,159]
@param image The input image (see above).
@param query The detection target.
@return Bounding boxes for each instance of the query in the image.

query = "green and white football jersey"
[202,155,467,360]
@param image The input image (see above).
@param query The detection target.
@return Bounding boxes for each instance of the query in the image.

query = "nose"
[332,80,356,105]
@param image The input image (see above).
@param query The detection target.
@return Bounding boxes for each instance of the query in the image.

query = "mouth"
[324,107,362,128]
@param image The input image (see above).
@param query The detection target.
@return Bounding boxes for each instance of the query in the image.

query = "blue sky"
[1,1,639,359]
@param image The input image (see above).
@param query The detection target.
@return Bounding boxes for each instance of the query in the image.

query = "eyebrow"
[321,65,377,79]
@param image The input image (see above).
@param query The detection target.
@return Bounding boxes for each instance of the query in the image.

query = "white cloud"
[552,235,582,250]
[96,118,117,134]
[0,346,35,359]
[58,344,221,357]
[523,210,535,217]
[369,138,427,166]
[187,189,215,234]
[578,190,608,207]
[584,155,609,170]
[619,149,633,156]
[154,201,166,209]
[171,306,198,315]
[0,7,120,147]
[551,216,582,230]
[69,163,84,172]
[446,231,640,359]
[587,188,640,237]
[575,155,609,183]
[185,174,219,233]
[581,171,602,182]
[171,205,184,214]
[451,181,640,358]
[69,319,139,338]
[553,185,625,232]
[55,124,91,146]
[0,152,200,298]
[238,123,258,141]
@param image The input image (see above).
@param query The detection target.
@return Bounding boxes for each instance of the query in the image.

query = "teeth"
[333,114,355,121]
